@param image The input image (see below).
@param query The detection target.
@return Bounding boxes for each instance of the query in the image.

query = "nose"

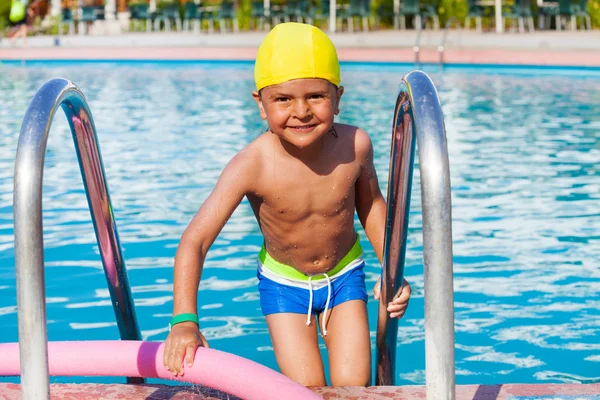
[292,99,311,120]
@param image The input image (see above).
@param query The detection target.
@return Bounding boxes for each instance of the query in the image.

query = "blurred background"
[0,0,598,38]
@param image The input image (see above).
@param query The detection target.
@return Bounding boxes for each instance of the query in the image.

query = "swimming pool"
[0,62,598,386]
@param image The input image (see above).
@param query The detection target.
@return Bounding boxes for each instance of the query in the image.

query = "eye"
[309,94,324,100]
[275,97,289,102]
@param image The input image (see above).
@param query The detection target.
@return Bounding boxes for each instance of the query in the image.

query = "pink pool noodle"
[0,341,321,400]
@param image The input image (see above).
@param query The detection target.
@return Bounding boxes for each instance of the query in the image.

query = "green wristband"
[169,313,199,331]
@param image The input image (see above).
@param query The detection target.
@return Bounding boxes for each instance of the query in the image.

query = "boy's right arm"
[163,147,259,376]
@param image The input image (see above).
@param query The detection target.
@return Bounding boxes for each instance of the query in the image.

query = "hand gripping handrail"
[13,78,143,399]
[375,70,455,400]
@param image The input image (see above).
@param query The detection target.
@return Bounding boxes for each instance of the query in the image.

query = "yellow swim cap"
[254,22,341,91]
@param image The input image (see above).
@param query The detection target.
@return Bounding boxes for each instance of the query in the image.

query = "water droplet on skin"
[294,245,297,249]
[313,260,319,265]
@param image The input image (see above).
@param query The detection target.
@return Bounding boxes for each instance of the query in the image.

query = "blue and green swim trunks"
[257,235,368,336]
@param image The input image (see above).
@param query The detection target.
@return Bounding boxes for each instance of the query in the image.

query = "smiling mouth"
[287,124,317,132]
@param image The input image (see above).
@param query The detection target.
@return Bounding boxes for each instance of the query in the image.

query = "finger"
[173,343,188,376]
[373,283,380,300]
[184,343,198,368]
[390,310,406,319]
[387,303,407,313]
[394,282,412,301]
[393,292,410,304]
[163,339,171,370]
[200,336,210,349]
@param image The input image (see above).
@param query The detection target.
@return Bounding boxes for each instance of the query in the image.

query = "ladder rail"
[13,78,143,399]
[439,16,460,66]
[413,18,428,66]
[375,70,455,400]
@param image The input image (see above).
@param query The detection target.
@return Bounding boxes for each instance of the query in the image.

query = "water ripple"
[0,64,598,385]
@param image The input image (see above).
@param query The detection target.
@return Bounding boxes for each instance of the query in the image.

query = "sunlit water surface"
[0,62,599,386]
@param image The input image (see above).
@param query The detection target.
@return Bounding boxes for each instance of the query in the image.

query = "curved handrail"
[375,70,455,400]
[438,16,460,66]
[13,78,142,399]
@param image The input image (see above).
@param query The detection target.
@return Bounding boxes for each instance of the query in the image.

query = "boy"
[163,22,411,387]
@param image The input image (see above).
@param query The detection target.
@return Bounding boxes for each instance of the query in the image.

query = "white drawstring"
[306,276,314,326]
[305,273,333,337]
[321,273,332,337]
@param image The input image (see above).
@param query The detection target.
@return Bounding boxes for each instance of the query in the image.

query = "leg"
[319,300,371,386]
[266,313,327,386]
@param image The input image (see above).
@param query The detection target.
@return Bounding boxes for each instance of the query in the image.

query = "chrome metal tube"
[14,78,143,398]
[375,81,416,386]
[375,70,455,400]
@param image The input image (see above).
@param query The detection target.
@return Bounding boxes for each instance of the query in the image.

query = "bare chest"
[255,161,360,218]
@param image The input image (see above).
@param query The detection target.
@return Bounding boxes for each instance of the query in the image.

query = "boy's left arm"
[354,129,411,319]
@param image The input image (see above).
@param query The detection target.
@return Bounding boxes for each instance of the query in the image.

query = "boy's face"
[252,78,344,150]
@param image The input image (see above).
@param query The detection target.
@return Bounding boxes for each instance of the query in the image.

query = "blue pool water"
[0,62,599,386]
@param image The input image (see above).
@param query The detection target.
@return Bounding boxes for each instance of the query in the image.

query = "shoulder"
[221,133,275,182]
[334,123,373,161]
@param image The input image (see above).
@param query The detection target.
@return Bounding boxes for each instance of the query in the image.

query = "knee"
[330,369,371,387]
[292,374,327,387]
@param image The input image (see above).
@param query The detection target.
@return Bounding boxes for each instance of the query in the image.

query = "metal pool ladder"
[13,78,143,400]
[375,70,456,400]
[414,17,461,67]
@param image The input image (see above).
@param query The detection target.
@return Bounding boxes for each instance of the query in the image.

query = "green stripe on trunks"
[259,234,363,281]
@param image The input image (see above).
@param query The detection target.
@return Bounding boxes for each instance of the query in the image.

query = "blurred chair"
[398,0,421,29]
[537,0,558,29]
[420,0,439,29]
[59,7,75,35]
[250,1,267,29]
[339,0,371,32]
[154,2,182,31]
[285,0,302,21]
[556,0,576,30]
[502,1,523,31]
[94,5,105,20]
[130,3,152,32]
[318,0,330,25]
[572,0,591,29]
[183,1,201,32]
[217,1,238,32]
[516,0,535,31]
[298,0,317,24]
[269,1,289,24]
[464,0,485,32]
[80,6,97,34]
[376,1,396,29]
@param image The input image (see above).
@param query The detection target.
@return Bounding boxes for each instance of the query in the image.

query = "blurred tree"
[0,0,10,30]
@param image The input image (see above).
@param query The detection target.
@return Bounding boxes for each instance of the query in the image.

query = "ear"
[334,86,344,116]
[252,90,267,120]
